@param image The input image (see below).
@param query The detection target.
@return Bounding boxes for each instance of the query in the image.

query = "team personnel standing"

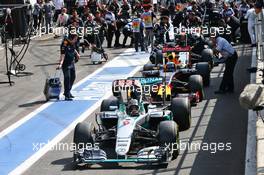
[115,0,131,47]
[56,8,69,27]
[239,0,250,19]
[105,7,117,48]
[32,0,43,31]
[245,4,257,47]
[75,0,88,17]
[118,0,131,19]
[253,2,264,44]
[132,13,145,52]
[108,0,120,17]
[141,4,156,51]
[211,35,238,94]
[57,33,80,101]
[83,13,98,50]
[94,11,107,47]
[87,0,98,16]
[239,0,250,43]
[43,0,55,34]
[53,0,64,22]
[221,2,235,18]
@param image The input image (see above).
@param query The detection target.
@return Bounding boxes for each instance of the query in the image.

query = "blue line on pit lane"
[0,65,137,175]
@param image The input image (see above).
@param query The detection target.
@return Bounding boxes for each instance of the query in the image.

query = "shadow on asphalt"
[48,44,251,175]
[133,45,251,175]
[188,45,251,175]
[35,63,58,67]
[14,72,34,77]
[19,100,47,108]
[39,44,60,47]
[81,63,105,66]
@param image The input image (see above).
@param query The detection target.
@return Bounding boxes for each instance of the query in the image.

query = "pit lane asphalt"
[0,37,251,175]
[0,36,128,132]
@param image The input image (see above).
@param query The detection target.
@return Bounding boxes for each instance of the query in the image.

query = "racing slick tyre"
[189,75,204,102]
[143,64,157,71]
[196,62,210,87]
[73,122,95,163]
[201,49,213,62]
[171,97,191,132]
[201,48,214,68]
[150,50,163,64]
[100,97,119,129]
[158,120,179,160]
[100,96,119,111]
[142,64,160,77]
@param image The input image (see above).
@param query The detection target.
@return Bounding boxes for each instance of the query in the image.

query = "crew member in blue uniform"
[211,35,238,94]
[57,33,80,100]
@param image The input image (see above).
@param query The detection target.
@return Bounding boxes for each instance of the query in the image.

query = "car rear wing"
[162,46,191,53]
[127,76,164,85]
[127,77,170,104]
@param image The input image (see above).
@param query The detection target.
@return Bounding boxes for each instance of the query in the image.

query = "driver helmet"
[167,52,174,61]
[191,33,200,40]
[128,99,140,116]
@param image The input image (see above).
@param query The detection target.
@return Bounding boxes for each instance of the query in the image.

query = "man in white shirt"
[244,2,263,47]
[56,8,69,26]
[53,0,64,22]
[105,7,117,48]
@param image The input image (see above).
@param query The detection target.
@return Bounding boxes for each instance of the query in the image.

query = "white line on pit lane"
[8,52,148,175]
[0,48,144,139]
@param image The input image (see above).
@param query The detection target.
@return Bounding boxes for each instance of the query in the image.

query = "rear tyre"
[150,50,163,64]
[143,64,157,71]
[201,48,214,68]
[189,75,204,102]
[171,97,191,132]
[73,122,95,163]
[196,62,210,87]
[201,49,213,62]
[142,64,160,77]
[100,97,119,129]
[158,120,179,160]
[100,97,119,112]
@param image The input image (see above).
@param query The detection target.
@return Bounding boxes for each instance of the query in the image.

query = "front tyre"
[158,121,179,160]
[171,97,191,132]
[73,122,95,163]
[196,62,210,87]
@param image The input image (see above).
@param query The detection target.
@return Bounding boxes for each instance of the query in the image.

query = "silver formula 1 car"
[73,78,191,167]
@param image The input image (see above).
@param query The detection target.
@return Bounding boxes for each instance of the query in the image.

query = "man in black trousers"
[57,33,80,101]
[211,35,238,94]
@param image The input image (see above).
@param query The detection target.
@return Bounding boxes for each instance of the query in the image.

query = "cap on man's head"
[254,2,263,9]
